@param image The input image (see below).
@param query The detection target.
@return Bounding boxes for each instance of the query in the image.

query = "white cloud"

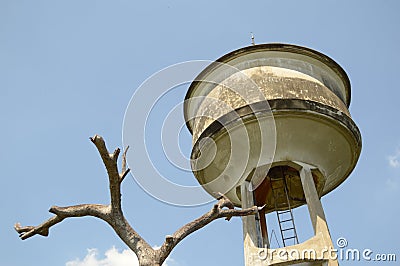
[66,247,139,266]
[386,148,400,190]
[388,149,400,168]
[66,247,174,266]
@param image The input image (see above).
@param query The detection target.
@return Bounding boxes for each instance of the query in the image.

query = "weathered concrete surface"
[191,66,350,144]
[184,43,352,137]
[241,181,264,266]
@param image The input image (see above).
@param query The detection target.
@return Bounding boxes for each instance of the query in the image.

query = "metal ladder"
[270,170,299,247]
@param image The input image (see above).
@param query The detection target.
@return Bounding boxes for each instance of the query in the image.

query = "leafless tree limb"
[156,194,263,263]
[120,146,130,183]
[15,135,261,266]
[121,146,129,173]
[15,204,110,240]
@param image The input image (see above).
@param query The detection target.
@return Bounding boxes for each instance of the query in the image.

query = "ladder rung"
[280,219,293,223]
[278,210,291,214]
[283,236,297,240]
[282,227,295,232]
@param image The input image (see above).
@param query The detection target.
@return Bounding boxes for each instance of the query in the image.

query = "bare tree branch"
[156,194,263,263]
[122,145,130,173]
[15,135,260,266]
[15,204,110,240]
[15,218,60,240]
[112,148,121,162]
[120,145,130,183]
[90,135,122,213]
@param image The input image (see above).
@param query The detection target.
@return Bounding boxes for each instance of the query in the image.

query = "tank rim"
[184,43,352,134]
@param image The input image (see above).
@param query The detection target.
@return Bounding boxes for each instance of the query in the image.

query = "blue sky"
[1,1,399,265]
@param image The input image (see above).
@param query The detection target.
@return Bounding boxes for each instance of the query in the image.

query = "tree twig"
[121,145,129,173]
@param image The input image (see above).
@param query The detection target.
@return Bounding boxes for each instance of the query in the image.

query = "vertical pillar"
[299,166,338,266]
[241,181,263,265]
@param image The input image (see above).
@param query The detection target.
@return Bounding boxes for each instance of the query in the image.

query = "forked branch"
[15,135,261,266]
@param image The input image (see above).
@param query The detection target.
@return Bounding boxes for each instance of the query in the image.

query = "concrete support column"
[299,165,338,266]
[241,181,263,265]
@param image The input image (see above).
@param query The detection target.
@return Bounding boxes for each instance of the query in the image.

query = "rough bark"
[15,135,262,266]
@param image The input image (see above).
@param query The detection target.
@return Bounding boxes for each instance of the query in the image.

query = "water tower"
[184,43,361,265]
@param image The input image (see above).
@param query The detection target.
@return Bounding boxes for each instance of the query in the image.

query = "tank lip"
[184,43,351,134]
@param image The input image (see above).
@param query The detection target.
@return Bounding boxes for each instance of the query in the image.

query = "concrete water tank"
[184,43,361,210]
